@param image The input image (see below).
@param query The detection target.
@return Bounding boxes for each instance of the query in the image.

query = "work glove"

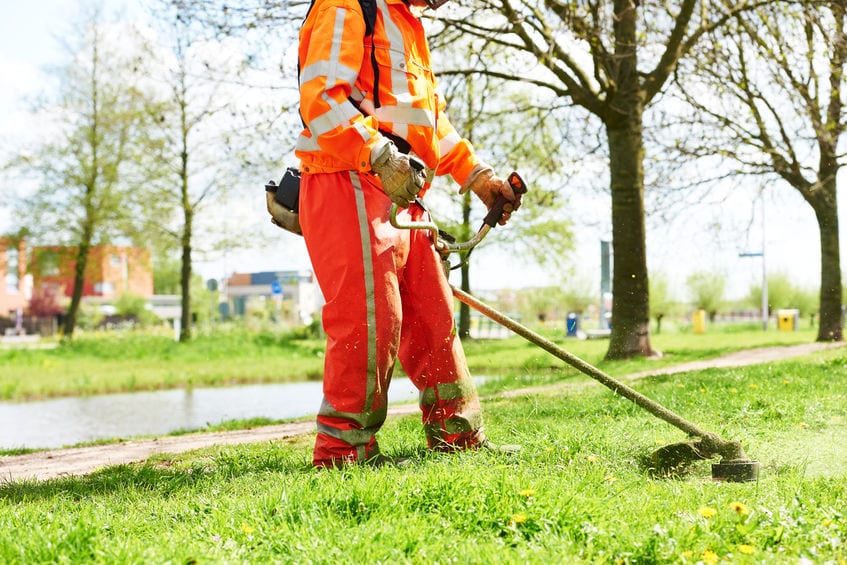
[371,141,426,208]
[460,163,523,225]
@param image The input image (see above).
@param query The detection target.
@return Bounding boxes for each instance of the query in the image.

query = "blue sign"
[271,280,282,295]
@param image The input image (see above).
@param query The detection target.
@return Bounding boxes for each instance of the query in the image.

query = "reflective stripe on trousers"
[299,170,485,465]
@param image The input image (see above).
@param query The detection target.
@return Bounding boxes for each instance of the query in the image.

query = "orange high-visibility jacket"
[295,0,479,185]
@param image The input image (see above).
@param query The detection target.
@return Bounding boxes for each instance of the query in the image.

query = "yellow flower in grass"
[240,523,255,534]
[519,488,536,497]
[510,513,528,525]
[729,501,750,515]
[823,519,834,528]
[697,506,717,519]
[738,544,755,555]
[702,549,719,564]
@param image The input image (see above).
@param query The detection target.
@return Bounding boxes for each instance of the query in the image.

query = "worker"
[296,0,522,467]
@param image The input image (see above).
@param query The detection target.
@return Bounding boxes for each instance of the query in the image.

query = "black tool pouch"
[265,168,302,236]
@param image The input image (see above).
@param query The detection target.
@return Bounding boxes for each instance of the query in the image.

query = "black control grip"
[482,172,528,228]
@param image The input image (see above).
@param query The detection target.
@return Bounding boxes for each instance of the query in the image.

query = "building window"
[5,248,19,294]
[94,282,116,295]
[110,254,122,267]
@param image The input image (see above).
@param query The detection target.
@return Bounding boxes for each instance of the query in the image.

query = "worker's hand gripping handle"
[482,172,528,228]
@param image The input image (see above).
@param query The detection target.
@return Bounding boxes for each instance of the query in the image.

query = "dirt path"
[2,341,843,483]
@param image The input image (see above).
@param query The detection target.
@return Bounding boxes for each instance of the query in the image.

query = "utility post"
[739,194,768,331]
[600,240,612,330]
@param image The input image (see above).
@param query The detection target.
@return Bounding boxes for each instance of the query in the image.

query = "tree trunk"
[605,118,655,359]
[63,233,92,339]
[459,261,471,339]
[180,208,193,342]
[179,88,192,343]
[810,181,843,341]
[601,0,655,359]
[458,192,472,339]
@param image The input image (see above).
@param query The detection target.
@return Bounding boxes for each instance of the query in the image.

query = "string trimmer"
[390,173,760,482]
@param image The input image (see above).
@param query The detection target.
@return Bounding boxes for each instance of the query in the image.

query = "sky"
[1,0,842,305]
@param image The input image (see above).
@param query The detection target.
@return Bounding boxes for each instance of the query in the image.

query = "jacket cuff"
[358,136,390,172]
[458,163,493,194]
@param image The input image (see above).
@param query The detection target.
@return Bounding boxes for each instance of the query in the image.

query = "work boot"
[315,452,410,469]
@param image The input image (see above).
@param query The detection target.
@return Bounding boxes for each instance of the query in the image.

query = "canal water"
[0,379,422,450]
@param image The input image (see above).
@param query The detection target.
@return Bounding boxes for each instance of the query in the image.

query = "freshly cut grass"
[1,350,844,563]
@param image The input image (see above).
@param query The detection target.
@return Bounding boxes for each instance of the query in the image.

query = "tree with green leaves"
[748,272,818,320]
[138,1,279,342]
[8,13,156,339]
[676,1,845,341]
[649,272,677,334]
[687,270,726,322]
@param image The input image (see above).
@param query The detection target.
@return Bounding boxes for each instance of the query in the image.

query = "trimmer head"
[649,438,760,482]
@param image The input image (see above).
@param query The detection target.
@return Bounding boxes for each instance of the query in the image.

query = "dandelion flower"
[510,513,528,525]
[697,506,717,519]
[729,502,749,515]
[604,475,617,483]
[586,455,599,462]
[240,523,255,534]
[519,489,536,497]
[738,544,755,555]
[823,519,834,528]
[702,549,719,564]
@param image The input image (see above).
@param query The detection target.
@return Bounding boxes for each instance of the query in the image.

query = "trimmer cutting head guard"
[650,435,759,482]
[711,460,760,482]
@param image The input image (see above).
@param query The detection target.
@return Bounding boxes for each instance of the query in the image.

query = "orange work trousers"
[300,170,485,467]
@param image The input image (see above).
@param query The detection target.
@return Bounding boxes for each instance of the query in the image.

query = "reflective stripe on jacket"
[295,0,479,185]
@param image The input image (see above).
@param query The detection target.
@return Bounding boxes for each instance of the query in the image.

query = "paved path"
[1,342,843,483]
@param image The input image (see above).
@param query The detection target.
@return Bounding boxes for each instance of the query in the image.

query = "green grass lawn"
[0,323,820,401]
[0,327,328,400]
[0,333,844,563]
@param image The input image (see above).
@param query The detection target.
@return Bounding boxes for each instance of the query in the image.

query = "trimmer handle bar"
[389,170,528,254]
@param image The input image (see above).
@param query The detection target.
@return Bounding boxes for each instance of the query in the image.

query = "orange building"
[31,245,153,299]
[0,237,28,317]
